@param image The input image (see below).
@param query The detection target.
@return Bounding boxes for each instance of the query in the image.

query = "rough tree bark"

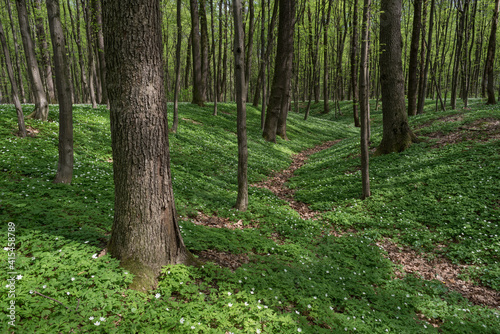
[47,0,74,184]
[0,19,26,137]
[233,0,248,212]
[263,0,296,142]
[376,0,417,155]
[15,0,48,120]
[103,0,194,291]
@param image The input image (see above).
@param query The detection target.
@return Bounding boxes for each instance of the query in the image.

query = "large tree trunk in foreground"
[103,0,192,291]
[47,0,74,184]
[16,0,48,120]
[485,0,500,104]
[376,0,417,156]
[0,20,26,137]
[233,0,248,212]
[263,0,296,142]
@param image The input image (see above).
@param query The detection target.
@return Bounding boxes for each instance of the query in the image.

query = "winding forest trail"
[195,140,499,308]
[252,140,342,220]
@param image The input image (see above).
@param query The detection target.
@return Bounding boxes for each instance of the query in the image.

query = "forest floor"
[0,99,499,333]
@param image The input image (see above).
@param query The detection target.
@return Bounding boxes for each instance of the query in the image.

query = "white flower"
[180,317,185,324]
[67,292,70,295]
[92,254,98,259]
[100,317,106,321]
[29,290,33,294]
[94,321,100,326]
[256,329,261,334]
[307,304,311,308]
[155,293,161,299]
[16,275,23,280]
[245,302,249,306]
[191,326,195,329]
[228,292,232,296]
[89,316,94,320]
[298,329,302,333]
[31,257,35,260]
[3,247,9,251]
[71,277,75,281]
[43,285,47,289]
[228,303,233,307]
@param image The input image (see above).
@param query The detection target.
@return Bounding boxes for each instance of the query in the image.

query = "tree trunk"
[376,0,417,156]
[190,0,205,105]
[103,0,193,292]
[185,33,192,90]
[82,0,97,108]
[451,1,468,110]
[0,19,26,137]
[199,0,209,100]
[16,0,48,120]
[47,0,74,184]
[359,0,371,199]
[351,0,360,127]
[417,0,436,115]
[244,0,255,97]
[171,0,182,132]
[5,0,26,103]
[93,0,108,105]
[407,0,422,116]
[210,0,218,115]
[233,0,248,212]
[484,0,500,105]
[263,0,296,142]
[34,0,56,104]
[323,0,332,114]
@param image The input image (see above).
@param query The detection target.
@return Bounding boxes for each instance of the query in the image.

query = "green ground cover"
[0,100,498,333]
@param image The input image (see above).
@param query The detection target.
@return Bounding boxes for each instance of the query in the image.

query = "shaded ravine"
[194,140,499,308]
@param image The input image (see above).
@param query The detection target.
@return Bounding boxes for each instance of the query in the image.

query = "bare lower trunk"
[263,0,296,142]
[16,0,48,120]
[233,0,248,211]
[47,0,74,184]
[0,20,26,137]
[485,0,500,104]
[103,0,193,291]
[359,0,371,199]
[407,0,422,116]
[376,0,417,156]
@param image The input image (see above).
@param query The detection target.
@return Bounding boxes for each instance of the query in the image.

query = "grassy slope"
[0,100,498,333]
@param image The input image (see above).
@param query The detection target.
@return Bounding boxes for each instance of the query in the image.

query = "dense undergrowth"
[0,99,498,333]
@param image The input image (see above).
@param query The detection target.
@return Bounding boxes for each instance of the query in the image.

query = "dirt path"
[194,140,499,308]
[252,140,342,220]
[251,140,500,308]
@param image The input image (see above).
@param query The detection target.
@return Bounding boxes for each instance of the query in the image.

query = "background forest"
[0,0,499,109]
[0,0,499,333]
